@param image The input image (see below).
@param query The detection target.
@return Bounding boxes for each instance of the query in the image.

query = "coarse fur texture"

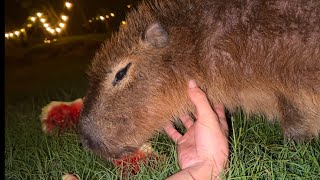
[79,0,320,159]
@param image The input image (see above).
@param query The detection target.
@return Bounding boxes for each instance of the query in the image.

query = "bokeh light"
[65,2,72,9]
[14,31,20,36]
[36,12,43,17]
[40,18,46,23]
[59,23,65,28]
[30,17,36,22]
[55,28,61,33]
[61,15,69,21]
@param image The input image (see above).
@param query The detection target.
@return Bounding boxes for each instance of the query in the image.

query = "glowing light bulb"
[61,15,68,21]
[59,23,65,28]
[14,31,20,36]
[44,39,51,43]
[9,33,14,37]
[40,18,46,23]
[5,33,9,38]
[43,23,49,28]
[105,15,109,18]
[46,27,52,31]
[30,17,36,22]
[88,20,92,23]
[127,4,131,8]
[110,13,115,17]
[27,24,32,27]
[36,12,43,17]
[65,2,72,9]
[55,28,61,33]
[122,21,126,25]
[20,28,25,32]
[49,29,55,34]
[100,16,105,20]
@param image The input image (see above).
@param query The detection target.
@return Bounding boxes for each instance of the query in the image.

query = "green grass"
[5,34,320,179]
[5,98,320,179]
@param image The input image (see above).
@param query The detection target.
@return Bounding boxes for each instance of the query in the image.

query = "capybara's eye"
[112,62,132,86]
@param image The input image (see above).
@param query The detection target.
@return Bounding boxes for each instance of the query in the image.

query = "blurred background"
[5,0,142,102]
[5,0,140,47]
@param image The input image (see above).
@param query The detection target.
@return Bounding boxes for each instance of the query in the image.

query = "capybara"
[79,0,320,159]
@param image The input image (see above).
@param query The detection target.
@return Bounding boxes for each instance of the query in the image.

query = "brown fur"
[79,0,320,159]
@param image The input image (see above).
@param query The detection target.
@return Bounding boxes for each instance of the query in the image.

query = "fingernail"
[188,80,197,88]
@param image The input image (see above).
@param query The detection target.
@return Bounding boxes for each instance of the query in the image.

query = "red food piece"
[113,150,147,174]
[112,143,155,175]
[40,98,83,134]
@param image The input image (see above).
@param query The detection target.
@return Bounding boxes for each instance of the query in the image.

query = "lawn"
[5,34,320,179]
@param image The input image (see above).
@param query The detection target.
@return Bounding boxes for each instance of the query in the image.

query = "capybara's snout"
[78,118,139,159]
[79,130,102,151]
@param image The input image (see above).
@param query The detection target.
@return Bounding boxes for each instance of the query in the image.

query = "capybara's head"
[78,2,205,159]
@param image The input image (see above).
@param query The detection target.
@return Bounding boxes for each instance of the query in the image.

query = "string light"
[55,28,61,33]
[65,2,72,9]
[30,17,36,22]
[14,31,20,36]
[36,12,43,17]
[61,15,69,21]
[44,38,51,43]
[40,18,46,23]
[59,23,65,28]
[6,2,134,41]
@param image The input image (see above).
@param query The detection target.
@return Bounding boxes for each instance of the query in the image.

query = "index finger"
[188,80,220,127]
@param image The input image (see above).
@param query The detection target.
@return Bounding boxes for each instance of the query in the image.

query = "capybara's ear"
[144,22,168,48]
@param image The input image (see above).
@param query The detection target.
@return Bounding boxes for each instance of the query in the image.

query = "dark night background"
[5,0,143,100]
[5,0,141,35]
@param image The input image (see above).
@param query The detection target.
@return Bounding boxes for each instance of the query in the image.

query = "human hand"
[165,80,229,179]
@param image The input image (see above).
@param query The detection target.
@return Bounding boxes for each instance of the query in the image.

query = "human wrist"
[167,161,222,180]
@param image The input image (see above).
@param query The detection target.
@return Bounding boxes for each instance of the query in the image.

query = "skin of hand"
[165,80,229,180]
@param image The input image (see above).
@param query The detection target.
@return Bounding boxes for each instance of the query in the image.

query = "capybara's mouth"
[99,146,139,160]
[80,140,138,160]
